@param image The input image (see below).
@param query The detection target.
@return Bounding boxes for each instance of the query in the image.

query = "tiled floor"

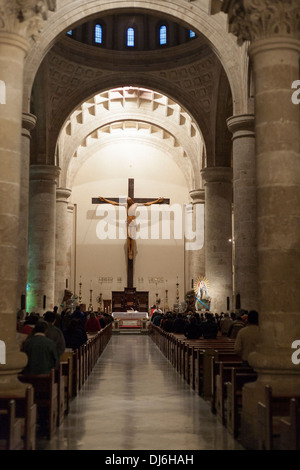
[37,334,244,451]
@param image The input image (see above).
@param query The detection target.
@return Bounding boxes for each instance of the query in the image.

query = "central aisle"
[38,334,244,450]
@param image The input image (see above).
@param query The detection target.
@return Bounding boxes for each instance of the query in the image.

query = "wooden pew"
[257,385,300,450]
[0,400,23,450]
[213,362,254,425]
[194,343,237,396]
[55,363,65,426]
[202,348,241,400]
[61,358,71,415]
[149,327,240,397]
[19,369,58,440]
[279,398,300,450]
[225,367,257,437]
[72,349,79,397]
[0,385,37,450]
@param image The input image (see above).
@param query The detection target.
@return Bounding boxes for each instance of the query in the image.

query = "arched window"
[127,28,135,47]
[189,30,196,38]
[159,25,167,45]
[95,24,103,44]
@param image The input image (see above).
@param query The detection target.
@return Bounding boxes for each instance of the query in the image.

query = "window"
[95,24,103,44]
[189,30,196,38]
[159,25,167,45]
[127,28,135,47]
[67,30,73,36]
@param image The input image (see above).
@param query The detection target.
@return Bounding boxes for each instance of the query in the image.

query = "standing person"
[70,305,86,325]
[219,312,233,336]
[234,310,260,365]
[61,308,72,331]
[184,315,202,339]
[85,312,101,334]
[22,321,58,374]
[53,305,62,330]
[200,313,218,339]
[43,311,66,359]
[63,319,88,350]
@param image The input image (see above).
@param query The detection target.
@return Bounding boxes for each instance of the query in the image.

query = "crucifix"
[92,178,170,288]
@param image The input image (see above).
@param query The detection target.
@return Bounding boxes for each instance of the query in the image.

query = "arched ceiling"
[27,1,248,177]
[58,87,205,191]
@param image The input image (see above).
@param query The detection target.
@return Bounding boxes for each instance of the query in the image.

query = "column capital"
[189,189,205,204]
[56,187,72,203]
[227,114,255,139]
[30,164,60,182]
[0,0,56,42]
[22,112,36,131]
[218,0,300,45]
[201,166,233,184]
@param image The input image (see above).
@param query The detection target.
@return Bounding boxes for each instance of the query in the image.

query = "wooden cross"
[92,178,170,288]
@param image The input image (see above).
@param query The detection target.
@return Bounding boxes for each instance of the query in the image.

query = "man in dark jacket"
[22,321,58,374]
[43,311,66,358]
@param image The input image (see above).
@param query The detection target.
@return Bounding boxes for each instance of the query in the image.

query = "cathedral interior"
[0,0,299,452]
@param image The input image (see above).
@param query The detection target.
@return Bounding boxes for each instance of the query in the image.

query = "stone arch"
[35,69,212,167]
[23,0,248,116]
[57,88,204,190]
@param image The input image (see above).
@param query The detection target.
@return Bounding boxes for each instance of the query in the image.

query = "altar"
[112,311,149,320]
[112,311,149,333]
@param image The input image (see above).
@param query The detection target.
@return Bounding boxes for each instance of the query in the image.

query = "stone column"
[218,0,300,449]
[27,165,60,313]
[184,202,194,295]
[55,188,72,308]
[189,189,205,286]
[0,31,29,392]
[67,203,75,293]
[227,114,258,312]
[200,167,233,313]
[0,1,56,393]
[17,113,37,313]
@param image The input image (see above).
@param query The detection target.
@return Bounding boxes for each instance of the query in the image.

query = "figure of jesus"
[99,196,164,260]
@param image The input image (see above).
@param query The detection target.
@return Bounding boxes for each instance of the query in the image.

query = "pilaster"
[55,187,72,309]
[201,167,233,313]
[27,164,61,312]
[227,114,257,312]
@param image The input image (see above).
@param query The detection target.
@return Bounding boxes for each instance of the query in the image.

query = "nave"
[36,334,243,451]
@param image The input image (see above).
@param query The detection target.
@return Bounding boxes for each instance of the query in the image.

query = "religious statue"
[99,196,164,260]
[194,276,211,312]
[197,280,209,300]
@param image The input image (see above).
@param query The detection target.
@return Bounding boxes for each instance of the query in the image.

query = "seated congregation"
[149,308,300,450]
[2,306,299,450]
[0,306,113,450]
